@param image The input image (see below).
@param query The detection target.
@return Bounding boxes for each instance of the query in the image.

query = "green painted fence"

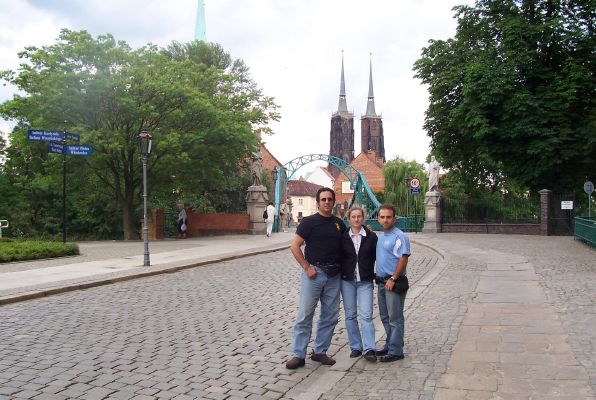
[574,216,595,247]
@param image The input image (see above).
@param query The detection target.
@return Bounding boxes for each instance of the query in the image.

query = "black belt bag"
[376,275,409,293]
[313,262,341,277]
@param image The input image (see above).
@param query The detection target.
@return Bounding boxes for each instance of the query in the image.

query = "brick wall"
[187,212,250,236]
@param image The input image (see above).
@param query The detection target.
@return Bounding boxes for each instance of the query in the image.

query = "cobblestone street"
[0,244,438,400]
[0,235,593,400]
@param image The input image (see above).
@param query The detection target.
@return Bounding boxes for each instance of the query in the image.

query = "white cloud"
[0,0,473,164]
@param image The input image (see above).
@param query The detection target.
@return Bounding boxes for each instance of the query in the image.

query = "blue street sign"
[66,132,80,142]
[27,129,64,142]
[49,142,64,154]
[66,145,93,156]
[410,188,421,195]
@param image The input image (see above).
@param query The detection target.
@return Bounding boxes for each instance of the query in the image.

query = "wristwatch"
[389,276,397,282]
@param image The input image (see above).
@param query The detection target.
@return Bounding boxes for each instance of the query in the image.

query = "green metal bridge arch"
[272,154,381,230]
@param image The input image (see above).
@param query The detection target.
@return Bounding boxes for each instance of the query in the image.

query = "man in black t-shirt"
[285,187,346,369]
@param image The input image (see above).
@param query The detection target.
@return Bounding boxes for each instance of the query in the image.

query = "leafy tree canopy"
[0,29,279,239]
[414,0,595,193]
[381,157,428,216]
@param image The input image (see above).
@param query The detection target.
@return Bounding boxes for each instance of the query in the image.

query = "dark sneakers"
[310,352,336,365]
[363,350,377,362]
[378,354,404,362]
[349,350,362,358]
[285,357,305,369]
[375,348,388,356]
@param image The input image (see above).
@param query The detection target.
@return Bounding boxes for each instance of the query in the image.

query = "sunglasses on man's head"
[319,197,334,202]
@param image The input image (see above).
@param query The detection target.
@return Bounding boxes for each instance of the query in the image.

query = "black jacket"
[340,226,377,282]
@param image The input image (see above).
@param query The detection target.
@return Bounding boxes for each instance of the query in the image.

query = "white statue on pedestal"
[427,156,440,192]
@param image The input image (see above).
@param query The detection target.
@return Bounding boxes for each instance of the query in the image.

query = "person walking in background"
[265,202,275,237]
[375,204,411,362]
[340,206,378,362]
[285,188,345,370]
[177,204,187,239]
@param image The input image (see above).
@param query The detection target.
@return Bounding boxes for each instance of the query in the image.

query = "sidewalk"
[0,231,295,305]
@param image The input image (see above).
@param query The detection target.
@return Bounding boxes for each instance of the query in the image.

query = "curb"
[0,244,291,306]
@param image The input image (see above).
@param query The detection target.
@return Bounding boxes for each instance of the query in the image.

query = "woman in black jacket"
[340,206,378,362]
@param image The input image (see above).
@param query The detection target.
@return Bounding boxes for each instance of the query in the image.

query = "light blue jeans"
[377,284,406,356]
[292,267,341,359]
[341,280,375,353]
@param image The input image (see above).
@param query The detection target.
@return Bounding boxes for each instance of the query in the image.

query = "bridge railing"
[574,216,595,247]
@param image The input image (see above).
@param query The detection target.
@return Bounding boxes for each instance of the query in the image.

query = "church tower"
[329,53,354,177]
[360,56,385,162]
[195,0,206,41]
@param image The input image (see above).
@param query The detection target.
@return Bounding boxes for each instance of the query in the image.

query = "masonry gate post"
[539,189,552,236]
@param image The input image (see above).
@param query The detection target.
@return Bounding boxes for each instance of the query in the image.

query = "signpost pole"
[62,126,67,243]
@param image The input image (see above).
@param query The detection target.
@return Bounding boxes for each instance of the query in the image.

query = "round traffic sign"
[409,178,420,189]
[584,181,594,195]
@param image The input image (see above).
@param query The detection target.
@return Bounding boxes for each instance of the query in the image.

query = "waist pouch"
[314,262,341,277]
[376,275,409,293]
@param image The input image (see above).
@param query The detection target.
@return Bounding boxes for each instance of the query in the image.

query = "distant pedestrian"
[285,187,346,369]
[375,204,411,362]
[177,204,187,239]
[340,206,377,362]
[265,202,275,237]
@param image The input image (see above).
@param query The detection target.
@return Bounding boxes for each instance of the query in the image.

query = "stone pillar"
[422,190,442,233]
[153,208,164,240]
[246,185,269,235]
[539,189,552,236]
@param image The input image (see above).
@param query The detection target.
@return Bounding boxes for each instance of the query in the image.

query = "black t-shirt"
[296,213,345,264]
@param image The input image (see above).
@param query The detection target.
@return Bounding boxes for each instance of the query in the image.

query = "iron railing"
[442,196,540,224]
[574,216,595,247]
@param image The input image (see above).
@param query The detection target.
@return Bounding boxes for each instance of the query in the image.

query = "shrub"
[0,240,79,263]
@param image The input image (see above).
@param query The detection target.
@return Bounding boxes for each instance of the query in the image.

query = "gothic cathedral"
[329,54,385,178]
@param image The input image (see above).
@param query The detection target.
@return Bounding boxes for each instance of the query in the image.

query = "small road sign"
[409,178,420,189]
[66,132,80,142]
[49,142,64,154]
[410,188,420,195]
[561,201,574,210]
[584,181,594,195]
[66,145,93,156]
[27,129,64,142]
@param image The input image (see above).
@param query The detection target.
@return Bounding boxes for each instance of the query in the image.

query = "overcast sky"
[0,0,473,167]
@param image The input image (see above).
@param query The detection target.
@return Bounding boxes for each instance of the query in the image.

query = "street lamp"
[137,128,152,266]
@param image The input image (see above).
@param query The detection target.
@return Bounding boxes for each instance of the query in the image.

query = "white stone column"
[246,185,269,235]
[422,190,442,233]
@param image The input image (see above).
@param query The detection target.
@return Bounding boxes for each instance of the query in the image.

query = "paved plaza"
[0,233,594,399]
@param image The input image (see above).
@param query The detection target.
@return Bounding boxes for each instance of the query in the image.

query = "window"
[298,198,303,205]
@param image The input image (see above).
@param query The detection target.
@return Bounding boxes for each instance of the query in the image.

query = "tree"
[382,157,428,216]
[1,30,279,239]
[414,0,595,193]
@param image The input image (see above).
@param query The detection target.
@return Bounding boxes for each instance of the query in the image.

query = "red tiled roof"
[287,180,324,196]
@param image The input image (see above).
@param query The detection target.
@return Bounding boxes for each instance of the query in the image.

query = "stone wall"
[441,223,541,235]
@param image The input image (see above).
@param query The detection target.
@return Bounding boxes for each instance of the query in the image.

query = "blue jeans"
[377,284,406,356]
[341,280,375,353]
[292,267,341,359]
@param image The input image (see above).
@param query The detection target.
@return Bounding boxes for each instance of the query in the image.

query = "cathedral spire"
[337,51,348,113]
[195,0,206,41]
[365,54,377,116]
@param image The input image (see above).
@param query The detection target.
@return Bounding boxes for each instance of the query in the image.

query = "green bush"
[0,240,79,263]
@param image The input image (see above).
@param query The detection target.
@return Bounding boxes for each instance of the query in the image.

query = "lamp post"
[271,168,278,232]
[137,129,152,266]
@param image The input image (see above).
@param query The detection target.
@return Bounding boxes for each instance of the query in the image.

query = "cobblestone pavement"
[320,234,595,400]
[0,243,439,400]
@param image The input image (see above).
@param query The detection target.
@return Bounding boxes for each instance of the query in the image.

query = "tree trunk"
[122,199,137,240]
